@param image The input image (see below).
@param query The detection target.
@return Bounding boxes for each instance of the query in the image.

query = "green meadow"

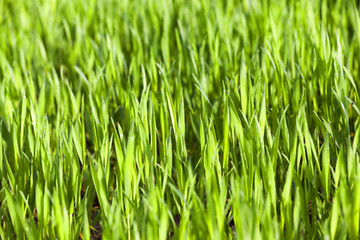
[0,0,360,239]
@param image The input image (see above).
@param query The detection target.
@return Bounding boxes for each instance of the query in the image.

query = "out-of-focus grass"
[0,0,360,239]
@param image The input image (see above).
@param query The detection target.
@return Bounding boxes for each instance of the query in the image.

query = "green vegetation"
[1,0,360,239]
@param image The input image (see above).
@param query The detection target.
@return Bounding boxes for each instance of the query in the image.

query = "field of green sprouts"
[0,0,360,239]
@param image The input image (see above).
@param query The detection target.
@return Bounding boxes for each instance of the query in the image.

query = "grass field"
[1,0,360,239]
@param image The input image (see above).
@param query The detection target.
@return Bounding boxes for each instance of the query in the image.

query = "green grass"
[0,0,360,239]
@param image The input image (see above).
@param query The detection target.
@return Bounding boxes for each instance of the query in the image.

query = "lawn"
[0,0,360,239]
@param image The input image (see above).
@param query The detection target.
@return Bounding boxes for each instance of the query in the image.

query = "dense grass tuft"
[0,0,360,239]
